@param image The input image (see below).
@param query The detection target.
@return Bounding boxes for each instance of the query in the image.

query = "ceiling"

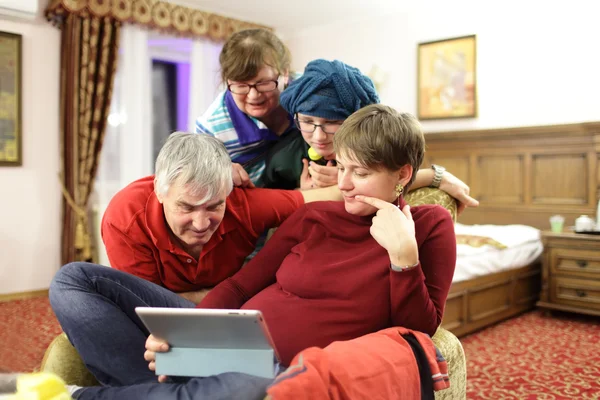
[166,0,407,36]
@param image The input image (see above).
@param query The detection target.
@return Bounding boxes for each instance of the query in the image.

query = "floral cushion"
[405,187,458,222]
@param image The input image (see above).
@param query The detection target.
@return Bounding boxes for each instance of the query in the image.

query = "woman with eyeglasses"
[195,29,478,212]
[195,29,292,189]
[265,59,378,191]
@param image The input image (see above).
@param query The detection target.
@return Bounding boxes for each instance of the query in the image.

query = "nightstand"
[537,231,600,316]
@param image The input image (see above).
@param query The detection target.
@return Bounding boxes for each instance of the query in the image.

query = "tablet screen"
[135,307,280,361]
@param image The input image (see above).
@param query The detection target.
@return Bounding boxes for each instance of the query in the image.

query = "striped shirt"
[195,91,279,187]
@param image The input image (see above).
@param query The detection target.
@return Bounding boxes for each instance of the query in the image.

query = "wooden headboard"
[423,122,600,230]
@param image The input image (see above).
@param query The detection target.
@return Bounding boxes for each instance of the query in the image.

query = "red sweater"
[199,199,456,366]
[101,176,304,291]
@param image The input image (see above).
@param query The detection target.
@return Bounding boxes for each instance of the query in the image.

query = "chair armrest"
[404,188,458,222]
[40,333,99,387]
[432,327,467,400]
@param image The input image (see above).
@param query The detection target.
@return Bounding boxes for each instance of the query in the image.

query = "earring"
[394,183,404,207]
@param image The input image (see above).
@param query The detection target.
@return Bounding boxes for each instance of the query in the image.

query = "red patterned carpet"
[1,297,599,399]
[461,310,600,399]
[0,297,63,373]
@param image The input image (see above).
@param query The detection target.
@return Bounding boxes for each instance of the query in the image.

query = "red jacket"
[267,327,450,400]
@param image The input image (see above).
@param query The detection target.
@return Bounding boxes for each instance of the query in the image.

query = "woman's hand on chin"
[354,195,418,266]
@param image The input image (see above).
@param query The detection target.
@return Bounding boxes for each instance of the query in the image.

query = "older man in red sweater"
[97,132,341,303]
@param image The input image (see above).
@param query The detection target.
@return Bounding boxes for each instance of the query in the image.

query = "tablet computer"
[135,307,280,378]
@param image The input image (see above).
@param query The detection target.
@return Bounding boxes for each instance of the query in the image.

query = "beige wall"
[0,16,61,295]
[285,7,600,132]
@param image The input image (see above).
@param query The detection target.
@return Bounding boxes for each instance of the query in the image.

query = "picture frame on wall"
[417,34,477,120]
[0,31,22,166]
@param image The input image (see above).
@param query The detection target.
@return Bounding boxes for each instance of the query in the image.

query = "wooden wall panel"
[532,153,588,205]
[423,122,600,230]
[477,155,524,204]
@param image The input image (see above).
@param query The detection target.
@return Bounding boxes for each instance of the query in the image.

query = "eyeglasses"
[295,116,343,135]
[227,78,279,95]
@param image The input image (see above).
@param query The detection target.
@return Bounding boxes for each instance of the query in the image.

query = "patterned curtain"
[45,0,271,40]
[59,14,120,264]
[47,0,269,264]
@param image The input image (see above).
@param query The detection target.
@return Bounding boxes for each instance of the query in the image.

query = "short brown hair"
[219,29,291,82]
[333,104,425,188]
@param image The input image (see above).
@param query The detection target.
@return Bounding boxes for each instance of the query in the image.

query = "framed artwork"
[417,35,477,120]
[0,31,22,166]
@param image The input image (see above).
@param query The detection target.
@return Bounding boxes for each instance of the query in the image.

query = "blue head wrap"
[280,59,380,121]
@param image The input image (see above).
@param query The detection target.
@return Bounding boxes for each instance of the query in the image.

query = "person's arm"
[388,207,456,335]
[298,184,343,203]
[354,195,455,336]
[199,206,308,309]
[101,221,163,286]
[240,185,340,238]
[410,167,479,214]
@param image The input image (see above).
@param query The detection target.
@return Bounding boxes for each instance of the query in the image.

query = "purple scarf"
[224,91,281,146]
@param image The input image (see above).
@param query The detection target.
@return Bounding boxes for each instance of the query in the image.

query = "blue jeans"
[73,373,273,400]
[50,263,274,399]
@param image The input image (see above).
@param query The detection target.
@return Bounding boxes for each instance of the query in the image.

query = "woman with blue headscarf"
[265,58,478,213]
[264,59,380,190]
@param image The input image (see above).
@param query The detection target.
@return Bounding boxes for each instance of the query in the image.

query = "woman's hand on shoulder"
[232,163,255,188]
[144,334,170,383]
[355,195,418,266]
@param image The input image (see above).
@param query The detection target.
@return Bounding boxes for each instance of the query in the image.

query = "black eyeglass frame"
[294,114,343,135]
[227,77,280,95]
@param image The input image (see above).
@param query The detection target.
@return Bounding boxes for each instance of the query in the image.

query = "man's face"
[157,183,227,252]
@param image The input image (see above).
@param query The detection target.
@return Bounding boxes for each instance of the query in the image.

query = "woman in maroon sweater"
[146,104,457,372]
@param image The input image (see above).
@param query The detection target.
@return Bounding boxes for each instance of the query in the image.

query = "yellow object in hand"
[14,372,71,400]
[307,147,322,161]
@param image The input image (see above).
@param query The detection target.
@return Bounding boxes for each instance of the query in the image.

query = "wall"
[285,6,600,132]
[0,14,61,294]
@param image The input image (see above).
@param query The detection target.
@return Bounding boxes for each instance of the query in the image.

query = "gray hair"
[154,132,233,201]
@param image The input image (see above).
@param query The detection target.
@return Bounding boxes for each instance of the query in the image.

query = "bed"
[425,121,600,337]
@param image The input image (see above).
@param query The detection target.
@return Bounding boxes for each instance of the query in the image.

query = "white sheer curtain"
[187,39,224,131]
[94,25,152,267]
[93,29,222,267]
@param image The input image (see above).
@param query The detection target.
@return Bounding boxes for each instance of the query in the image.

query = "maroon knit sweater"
[199,199,456,366]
